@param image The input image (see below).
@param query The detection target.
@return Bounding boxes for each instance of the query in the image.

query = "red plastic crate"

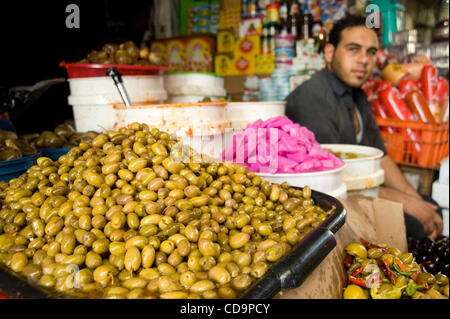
[376,117,449,169]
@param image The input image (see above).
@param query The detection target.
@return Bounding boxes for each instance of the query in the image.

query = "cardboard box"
[217,29,236,53]
[150,36,215,73]
[232,53,256,75]
[239,17,262,37]
[215,54,234,76]
[234,35,260,57]
[276,195,407,299]
[256,53,275,75]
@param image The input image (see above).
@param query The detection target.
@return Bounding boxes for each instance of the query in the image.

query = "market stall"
[0,0,448,301]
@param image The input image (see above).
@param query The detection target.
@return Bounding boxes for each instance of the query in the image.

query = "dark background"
[0,0,154,134]
[0,0,153,88]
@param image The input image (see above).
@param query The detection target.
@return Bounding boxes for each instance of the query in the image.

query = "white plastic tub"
[225,102,286,130]
[67,75,168,132]
[322,144,385,197]
[167,95,224,104]
[224,101,287,148]
[164,73,226,97]
[114,102,231,160]
[256,165,347,198]
[68,75,166,96]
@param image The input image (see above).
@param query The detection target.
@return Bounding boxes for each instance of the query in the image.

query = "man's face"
[325,26,378,88]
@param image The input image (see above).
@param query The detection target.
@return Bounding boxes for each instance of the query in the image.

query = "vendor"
[285,15,443,240]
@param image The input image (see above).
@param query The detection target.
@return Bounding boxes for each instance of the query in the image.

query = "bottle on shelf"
[288,0,300,38]
[278,0,289,36]
[268,23,277,53]
[262,24,270,54]
[312,20,326,53]
[248,0,258,18]
[299,11,313,40]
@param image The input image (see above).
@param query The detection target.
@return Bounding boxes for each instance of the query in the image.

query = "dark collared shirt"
[285,68,387,154]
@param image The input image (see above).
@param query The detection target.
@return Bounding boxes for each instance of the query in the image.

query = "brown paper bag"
[276,195,407,299]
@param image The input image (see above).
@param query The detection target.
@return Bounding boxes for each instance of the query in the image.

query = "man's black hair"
[328,15,379,48]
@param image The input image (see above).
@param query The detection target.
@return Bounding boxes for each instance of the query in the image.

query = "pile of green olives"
[0,124,98,162]
[0,123,331,299]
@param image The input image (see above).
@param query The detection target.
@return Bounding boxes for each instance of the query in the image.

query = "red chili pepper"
[405,90,436,123]
[420,65,438,105]
[359,238,390,254]
[437,77,449,103]
[375,80,392,93]
[343,254,354,268]
[398,78,419,98]
[372,98,388,118]
[379,87,422,154]
[348,276,368,288]
[351,266,365,277]
[410,272,430,291]
[379,87,414,120]
[372,98,396,134]
[362,78,376,98]
[378,259,397,284]
[394,258,407,272]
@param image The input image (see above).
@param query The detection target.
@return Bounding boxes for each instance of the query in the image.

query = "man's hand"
[401,195,443,239]
[379,186,443,239]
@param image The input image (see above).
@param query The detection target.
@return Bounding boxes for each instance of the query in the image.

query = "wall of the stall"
[399,0,444,46]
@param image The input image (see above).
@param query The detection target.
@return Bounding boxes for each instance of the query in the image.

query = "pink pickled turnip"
[222,116,344,174]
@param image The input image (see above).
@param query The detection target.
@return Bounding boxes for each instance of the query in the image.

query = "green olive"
[229,232,250,249]
[208,266,231,284]
[345,243,367,259]
[435,274,449,286]
[10,252,28,272]
[231,274,252,291]
[367,247,384,259]
[124,246,141,272]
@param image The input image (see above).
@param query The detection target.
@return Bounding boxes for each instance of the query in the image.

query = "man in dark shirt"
[285,16,443,240]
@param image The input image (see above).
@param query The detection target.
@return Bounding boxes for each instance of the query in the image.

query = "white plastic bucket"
[68,92,168,133]
[224,101,287,148]
[256,165,347,198]
[114,102,231,160]
[164,73,226,97]
[67,75,168,132]
[167,95,224,104]
[322,144,385,197]
[225,101,286,130]
[68,76,166,96]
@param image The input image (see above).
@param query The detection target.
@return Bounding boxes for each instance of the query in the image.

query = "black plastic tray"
[241,187,346,298]
[0,187,345,299]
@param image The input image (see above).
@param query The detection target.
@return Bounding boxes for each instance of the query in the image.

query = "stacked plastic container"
[164,72,227,103]
[61,63,168,132]
[432,157,449,236]
[258,69,296,101]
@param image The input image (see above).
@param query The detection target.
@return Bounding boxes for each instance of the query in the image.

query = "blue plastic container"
[41,148,71,161]
[0,153,41,182]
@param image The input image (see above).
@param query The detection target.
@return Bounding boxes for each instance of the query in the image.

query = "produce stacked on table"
[222,116,344,174]
[77,41,152,66]
[342,238,448,299]
[0,124,98,162]
[363,57,449,125]
[0,123,333,299]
